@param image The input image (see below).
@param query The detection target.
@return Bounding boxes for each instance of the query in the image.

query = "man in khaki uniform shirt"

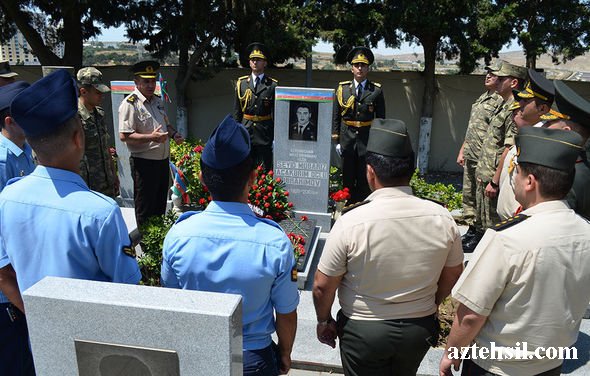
[441,127,590,376]
[119,60,184,228]
[497,69,554,220]
[313,119,463,376]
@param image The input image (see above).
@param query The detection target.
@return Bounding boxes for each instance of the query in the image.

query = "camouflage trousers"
[475,179,500,231]
[461,159,478,226]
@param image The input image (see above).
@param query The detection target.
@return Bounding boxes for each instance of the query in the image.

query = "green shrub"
[410,169,462,211]
[138,210,178,286]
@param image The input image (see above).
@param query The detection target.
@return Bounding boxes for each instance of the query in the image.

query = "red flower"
[264,203,270,208]
[202,186,208,192]
[194,145,204,153]
[266,186,272,192]
[257,165,263,171]
[199,198,206,205]
[258,180,264,185]
[284,191,289,196]
[301,215,308,221]
[288,202,294,208]
[268,171,274,176]
[265,215,273,219]
[252,185,258,190]
[255,200,260,205]
[256,192,262,198]
[261,174,266,180]
[276,177,281,183]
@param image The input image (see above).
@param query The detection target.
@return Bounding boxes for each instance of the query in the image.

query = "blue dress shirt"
[162,201,300,350]
[0,166,141,295]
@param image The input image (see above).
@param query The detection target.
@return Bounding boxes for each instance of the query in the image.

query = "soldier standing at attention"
[233,43,277,171]
[456,60,503,247]
[332,46,385,204]
[119,60,184,228]
[465,61,526,252]
[77,67,118,198]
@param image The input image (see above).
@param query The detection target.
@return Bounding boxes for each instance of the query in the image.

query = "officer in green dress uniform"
[332,46,386,203]
[233,42,278,171]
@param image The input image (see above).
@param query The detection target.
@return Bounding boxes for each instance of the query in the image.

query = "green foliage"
[329,166,343,194]
[138,210,178,286]
[410,169,462,211]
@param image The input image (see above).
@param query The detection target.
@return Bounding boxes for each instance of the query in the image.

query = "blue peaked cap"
[201,115,251,169]
[10,69,78,137]
[0,81,30,112]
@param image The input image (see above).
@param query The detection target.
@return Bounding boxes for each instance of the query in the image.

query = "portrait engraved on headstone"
[288,101,318,142]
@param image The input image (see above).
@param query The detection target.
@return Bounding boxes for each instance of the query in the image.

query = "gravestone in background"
[273,87,334,231]
[110,81,163,208]
[24,277,243,375]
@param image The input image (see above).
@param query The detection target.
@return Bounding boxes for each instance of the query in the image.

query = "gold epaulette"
[341,200,370,215]
[494,214,529,231]
[126,94,138,103]
[339,80,351,85]
[238,75,249,81]
[270,77,278,83]
[373,82,382,88]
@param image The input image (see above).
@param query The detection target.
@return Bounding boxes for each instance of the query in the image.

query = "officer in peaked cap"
[315,118,462,376]
[513,68,554,125]
[0,71,141,359]
[544,80,590,219]
[163,116,299,375]
[0,61,18,87]
[333,46,386,204]
[442,126,590,376]
[77,67,117,198]
[119,59,183,228]
[0,80,35,376]
[233,42,278,171]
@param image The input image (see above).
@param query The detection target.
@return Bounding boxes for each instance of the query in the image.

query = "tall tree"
[126,0,321,136]
[0,1,129,67]
[495,0,590,68]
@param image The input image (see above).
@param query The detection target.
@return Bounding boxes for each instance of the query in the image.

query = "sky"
[96,26,519,55]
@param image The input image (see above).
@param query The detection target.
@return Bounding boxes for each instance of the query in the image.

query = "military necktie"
[356,84,363,100]
[299,126,303,135]
[255,76,260,90]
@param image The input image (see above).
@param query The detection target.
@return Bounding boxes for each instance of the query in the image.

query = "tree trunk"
[174,0,193,137]
[526,54,536,69]
[417,36,438,173]
[61,3,84,68]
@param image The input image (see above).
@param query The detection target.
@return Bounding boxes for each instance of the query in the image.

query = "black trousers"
[337,310,438,376]
[340,126,371,204]
[0,303,35,376]
[130,157,169,229]
[461,359,562,376]
[252,145,273,172]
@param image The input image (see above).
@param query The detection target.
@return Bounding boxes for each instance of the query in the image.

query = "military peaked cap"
[516,127,583,171]
[367,119,413,157]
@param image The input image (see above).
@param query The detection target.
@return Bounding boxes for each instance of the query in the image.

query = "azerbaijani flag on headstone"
[169,162,190,204]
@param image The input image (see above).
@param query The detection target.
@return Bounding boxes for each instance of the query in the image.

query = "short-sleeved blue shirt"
[0,134,34,189]
[0,166,141,294]
[162,201,299,350]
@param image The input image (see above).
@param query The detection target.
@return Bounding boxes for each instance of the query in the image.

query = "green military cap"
[347,46,374,65]
[42,66,74,77]
[515,127,583,171]
[515,68,554,103]
[547,80,590,128]
[76,67,110,93]
[485,59,503,72]
[247,42,267,60]
[132,60,160,79]
[0,60,18,78]
[367,119,413,157]
[493,61,527,80]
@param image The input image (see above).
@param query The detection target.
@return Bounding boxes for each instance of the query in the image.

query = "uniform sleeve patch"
[494,214,529,231]
[126,94,138,103]
[122,245,136,258]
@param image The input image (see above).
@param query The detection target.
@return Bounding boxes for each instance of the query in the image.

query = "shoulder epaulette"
[238,75,249,80]
[341,200,370,215]
[339,80,351,85]
[175,211,201,224]
[154,93,161,98]
[373,82,382,88]
[494,214,529,231]
[126,94,138,103]
[270,77,278,83]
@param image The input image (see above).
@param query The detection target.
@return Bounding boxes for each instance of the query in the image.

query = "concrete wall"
[13,66,590,172]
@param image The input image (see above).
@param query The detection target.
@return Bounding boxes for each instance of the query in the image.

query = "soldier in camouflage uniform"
[77,67,118,198]
[233,42,277,171]
[465,61,527,251]
[332,46,386,203]
[457,60,503,244]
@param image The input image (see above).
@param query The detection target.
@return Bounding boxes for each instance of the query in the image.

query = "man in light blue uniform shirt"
[0,70,142,375]
[0,80,36,376]
[0,81,35,188]
[162,115,299,376]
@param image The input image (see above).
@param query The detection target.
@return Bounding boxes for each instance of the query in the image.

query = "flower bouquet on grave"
[170,140,212,210]
[247,166,293,222]
[330,187,351,218]
[280,214,316,271]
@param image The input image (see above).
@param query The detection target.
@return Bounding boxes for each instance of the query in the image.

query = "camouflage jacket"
[79,102,116,198]
[463,91,503,161]
[475,96,517,182]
